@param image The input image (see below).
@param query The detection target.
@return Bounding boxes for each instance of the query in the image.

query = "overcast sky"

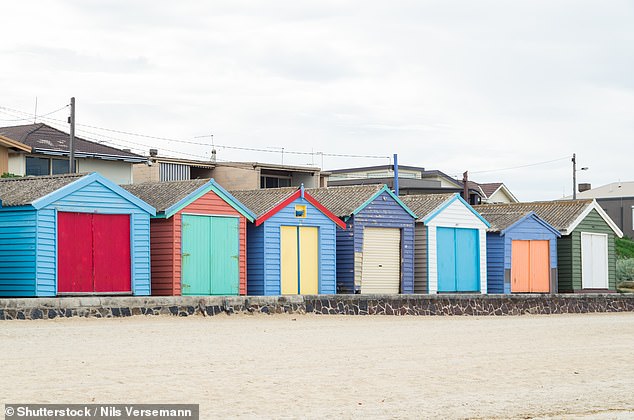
[1,1,633,201]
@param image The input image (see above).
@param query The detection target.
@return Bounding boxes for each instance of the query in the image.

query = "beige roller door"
[361,227,401,294]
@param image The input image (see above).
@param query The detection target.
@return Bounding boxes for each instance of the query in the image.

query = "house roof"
[122,179,210,212]
[218,161,321,173]
[475,200,622,237]
[479,182,503,198]
[0,134,31,153]
[0,123,146,162]
[0,172,155,215]
[399,193,457,219]
[229,187,298,218]
[0,173,86,206]
[306,184,417,219]
[328,164,426,174]
[474,209,560,236]
[122,178,255,221]
[576,181,634,199]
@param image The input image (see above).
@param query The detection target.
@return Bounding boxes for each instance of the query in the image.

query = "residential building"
[0,123,146,184]
[0,135,31,175]
[467,181,519,204]
[574,181,634,238]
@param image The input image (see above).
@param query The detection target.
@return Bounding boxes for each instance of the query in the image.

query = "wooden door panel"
[57,212,93,293]
[529,240,550,292]
[511,240,530,292]
[93,214,131,293]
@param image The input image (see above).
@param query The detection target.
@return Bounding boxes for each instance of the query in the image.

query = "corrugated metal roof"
[0,123,145,161]
[474,200,594,231]
[399,193,456,219]
[0,173,86,206]
[229,187,298,217]
[305,184,384,217]
[122,179,209,212]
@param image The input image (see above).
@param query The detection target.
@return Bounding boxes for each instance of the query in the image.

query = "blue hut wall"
[485,234,505,294]
[0,177,152,297]
[0,210,38,296]
[336,190,415,294]
[487,215,559,294]
[335,219,354,293]
[246,196,337,295]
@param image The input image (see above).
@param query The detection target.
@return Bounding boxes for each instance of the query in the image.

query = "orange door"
[511,240,530,292]
[529,240,550,292]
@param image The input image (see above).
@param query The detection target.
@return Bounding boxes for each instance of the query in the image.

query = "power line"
[469,156,570,175]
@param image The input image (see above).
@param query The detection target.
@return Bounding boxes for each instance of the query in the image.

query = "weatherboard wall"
[0,177,153,297]
[335,190,415,294]
[246,196,337,295]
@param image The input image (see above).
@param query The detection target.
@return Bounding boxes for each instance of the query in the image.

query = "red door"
[93,214,131,293]
[58,212,131,294]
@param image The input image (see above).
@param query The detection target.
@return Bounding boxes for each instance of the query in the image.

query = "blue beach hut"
[231,186,346,295]
[475,209,561,293]
[308,185,417,294]
[0,173,155,296]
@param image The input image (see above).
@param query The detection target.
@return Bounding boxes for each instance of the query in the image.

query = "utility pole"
[69,97,76,173]
[463,171,469,203]
[572,153,576,200]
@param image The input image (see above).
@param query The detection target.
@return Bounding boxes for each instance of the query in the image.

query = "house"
[574,181,634,238]
[0,173,155,297]
[307,184,417,294]
[133,150,328,189]
[468,181,519,204]
[0,135,31,176]
[231,186,346,295]
[476,200,623,292]
[400,193,490,294]
[0,123,147,184]
[474,209,560,293]
[122,179,255,296]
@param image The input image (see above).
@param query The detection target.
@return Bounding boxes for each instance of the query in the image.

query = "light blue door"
[437,227,480,292]
[437,227,457,292]
[456,228,479,291]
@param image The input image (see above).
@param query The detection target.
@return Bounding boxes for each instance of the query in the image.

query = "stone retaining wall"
[0,294,633,320]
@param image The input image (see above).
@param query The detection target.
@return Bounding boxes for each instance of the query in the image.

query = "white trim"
[565,200,623,237]
[581,232,609,289]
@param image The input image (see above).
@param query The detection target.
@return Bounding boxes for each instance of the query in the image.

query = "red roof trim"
[254,189,347,229]
[304,192,347,229]
[255,190,301,226]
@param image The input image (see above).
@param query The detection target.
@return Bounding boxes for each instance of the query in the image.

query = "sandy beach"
[1,313,633,419]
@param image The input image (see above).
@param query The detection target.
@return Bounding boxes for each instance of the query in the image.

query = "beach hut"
[123,179,255,296]
[231,185,346,295]
[307,184,417,294]
[477,200,623,292]
[474,209,561,293]
[0,173,155,297]
[400,193,490,294]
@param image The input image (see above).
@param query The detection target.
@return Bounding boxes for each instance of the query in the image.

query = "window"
[295,205,306,218]
[25,156,72,176]
[261,175,291,189]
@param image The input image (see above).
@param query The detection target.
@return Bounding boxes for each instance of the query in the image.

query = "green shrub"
[616,258,634,281]
[0,172,20,178]
[616,237,634,259]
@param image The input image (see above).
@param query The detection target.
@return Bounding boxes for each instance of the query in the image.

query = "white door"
[361,228,401,294]
[581,232,609,289]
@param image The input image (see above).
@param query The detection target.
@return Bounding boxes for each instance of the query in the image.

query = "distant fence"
[0,294,633,320]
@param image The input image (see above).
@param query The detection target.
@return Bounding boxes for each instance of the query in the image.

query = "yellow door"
[280,226,299,294]
[299,227,319,294]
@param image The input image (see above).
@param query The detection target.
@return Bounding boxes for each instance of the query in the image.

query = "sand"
[1,313,634,419]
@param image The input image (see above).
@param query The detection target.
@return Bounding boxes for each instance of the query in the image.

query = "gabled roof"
[305,184,417,219]
[475,200,623,237]
[401,193,490,226]
[479,182,503,198]
[230,186,346,228]
[0,172,155,214]
[475,209,560,237]
[0,134,31,153]
[122,178,255,221]
[0,123,146,162]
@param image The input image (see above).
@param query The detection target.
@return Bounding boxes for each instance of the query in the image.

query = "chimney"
[149,148,158,157]
[122,148,131,153]
[462,171,469,203]
[578,183,591,193]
